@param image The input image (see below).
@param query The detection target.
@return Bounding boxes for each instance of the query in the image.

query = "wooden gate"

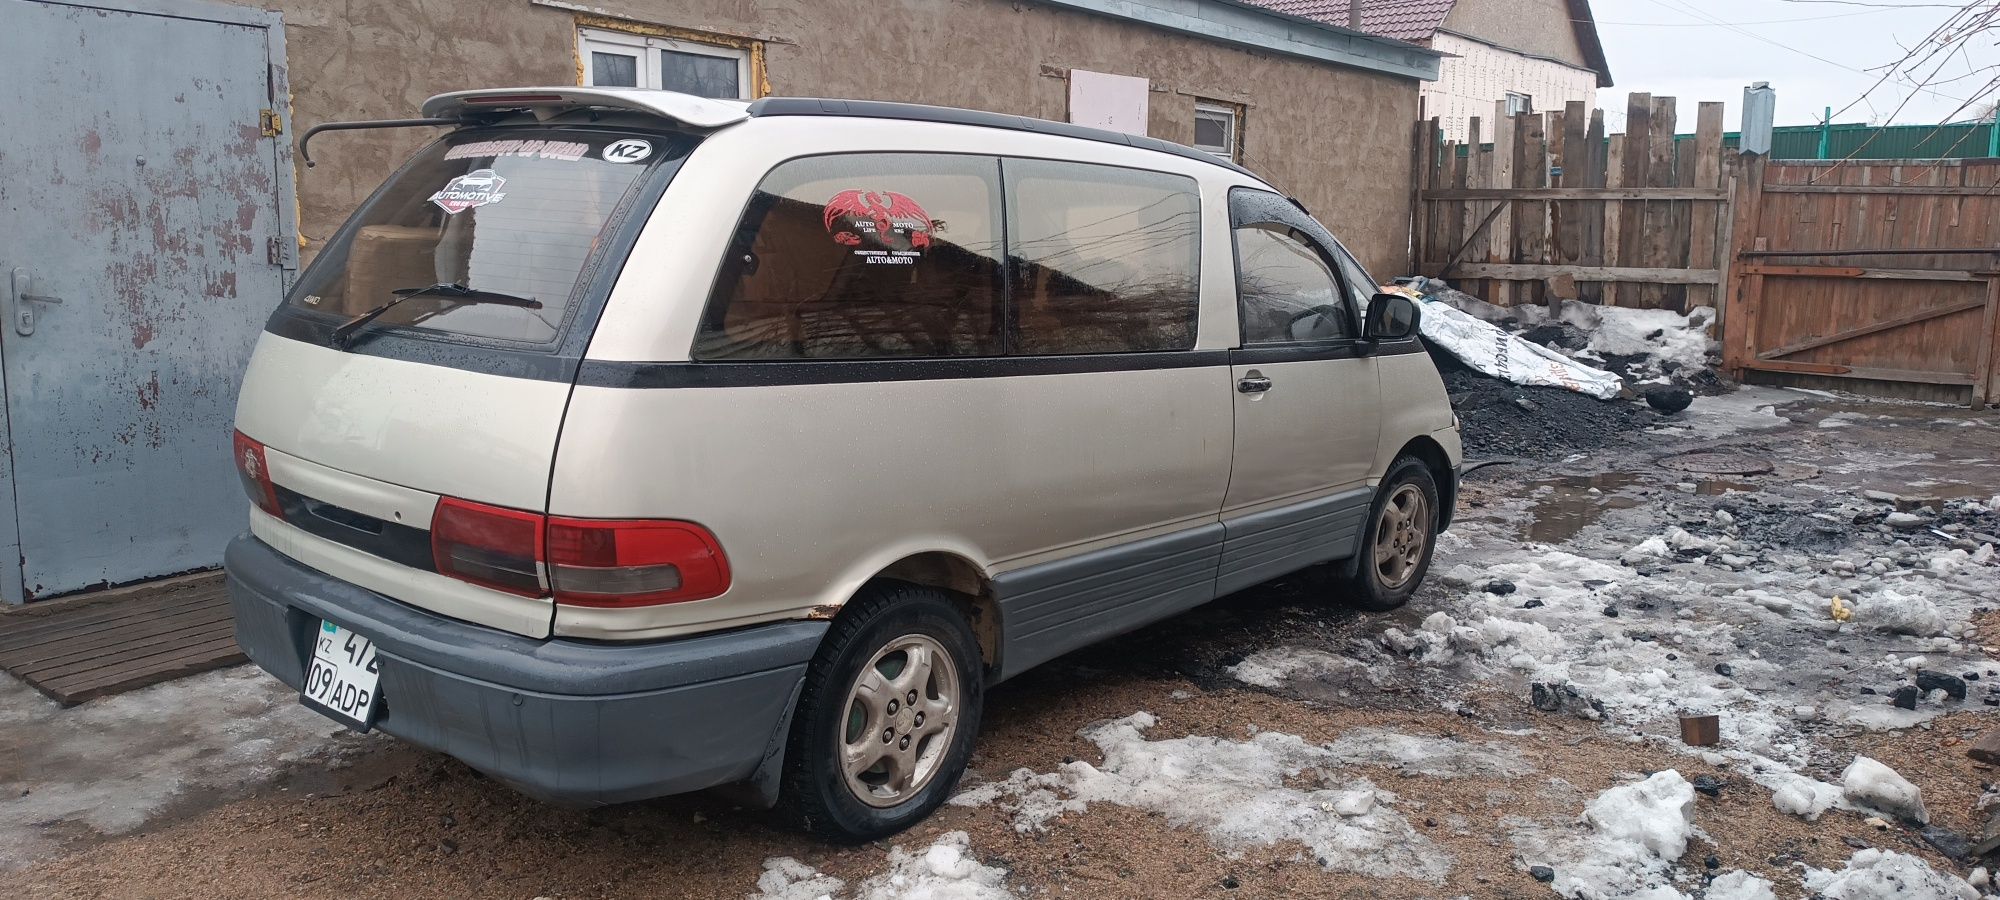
[1722,158,2000,407]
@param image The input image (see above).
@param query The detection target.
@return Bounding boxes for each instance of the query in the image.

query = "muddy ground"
[4,387,1999,899]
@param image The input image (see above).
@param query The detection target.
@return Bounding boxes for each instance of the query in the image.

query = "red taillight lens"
[233,430,282,519]
[547,518,731,607]
[431,498,546,597]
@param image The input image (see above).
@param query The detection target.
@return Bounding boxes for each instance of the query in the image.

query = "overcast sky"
[1587,0,1993,131]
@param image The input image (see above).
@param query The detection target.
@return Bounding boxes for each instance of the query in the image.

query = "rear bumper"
[224,533,824,806]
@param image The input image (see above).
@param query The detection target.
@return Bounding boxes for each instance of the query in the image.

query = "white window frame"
[1505,91,1534,116]
[578,27,752,100]
[1193,101,1240,163]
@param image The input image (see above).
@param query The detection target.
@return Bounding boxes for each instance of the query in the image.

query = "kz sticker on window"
[602,139,653,163]
[429,168,508,215]
[824,190,933,265]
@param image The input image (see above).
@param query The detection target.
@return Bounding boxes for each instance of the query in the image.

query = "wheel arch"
[821,550,1003,678]
[1392,435,1457,531]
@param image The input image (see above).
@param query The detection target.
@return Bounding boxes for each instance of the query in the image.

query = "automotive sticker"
[429,168,508,215]
[602,139,653,163]
[824,190,932,265]
[443,139,590,162]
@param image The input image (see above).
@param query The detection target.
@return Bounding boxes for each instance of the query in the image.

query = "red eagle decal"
[824,189,933,253]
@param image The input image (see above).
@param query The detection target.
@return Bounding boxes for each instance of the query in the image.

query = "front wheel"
[1337,457,1440,611]
[777,581,984,842]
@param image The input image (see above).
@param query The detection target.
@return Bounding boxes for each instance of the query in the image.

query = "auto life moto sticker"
[443,139,590,162]
[429,168,508,215]
[823,190,932,266]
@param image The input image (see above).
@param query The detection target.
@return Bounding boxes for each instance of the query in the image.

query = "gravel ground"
[4,389,2000,900]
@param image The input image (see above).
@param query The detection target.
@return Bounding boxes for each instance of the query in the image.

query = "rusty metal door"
[0,0,294,601]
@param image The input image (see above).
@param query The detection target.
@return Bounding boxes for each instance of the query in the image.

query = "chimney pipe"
[1349,0,1363,27]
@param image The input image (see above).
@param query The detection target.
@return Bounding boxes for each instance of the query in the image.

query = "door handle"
[1237,374,1274,394]
[9,268,60,336]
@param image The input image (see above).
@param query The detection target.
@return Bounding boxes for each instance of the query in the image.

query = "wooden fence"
[1410,96,2000,407]
[1725,158,2000,406]
[1411,94,1734,313]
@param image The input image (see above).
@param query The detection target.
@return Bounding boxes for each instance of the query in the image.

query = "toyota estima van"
[227,87,1461,841]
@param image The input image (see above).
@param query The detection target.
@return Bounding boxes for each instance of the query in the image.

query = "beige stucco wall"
[1423,32,1598,141]
[1439,0,1586,66]
[257,0,1420,276]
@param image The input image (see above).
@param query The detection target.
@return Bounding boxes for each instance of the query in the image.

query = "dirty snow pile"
[1400,276,1720,389]
[1803,849,1980,900]
[1514,770,1776,900]
[950,712,1538,882]
[750,831,1015,900]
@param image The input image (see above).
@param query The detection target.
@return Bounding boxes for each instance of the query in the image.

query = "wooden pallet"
[0,572,244,706]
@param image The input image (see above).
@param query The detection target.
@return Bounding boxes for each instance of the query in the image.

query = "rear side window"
[695,153,1201,360]
[1006,160,1201,354]
[1234,224,1350,344]
[286,128,670,346]
[694,154,1005,359]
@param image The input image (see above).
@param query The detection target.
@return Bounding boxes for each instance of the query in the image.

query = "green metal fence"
[1687,121,1997,161]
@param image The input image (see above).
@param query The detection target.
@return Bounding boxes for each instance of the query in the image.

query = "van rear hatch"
[236,123,695,638]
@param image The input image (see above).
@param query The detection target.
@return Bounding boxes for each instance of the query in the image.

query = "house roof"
[1249,0,1453,43]
[1242,0,1612,86]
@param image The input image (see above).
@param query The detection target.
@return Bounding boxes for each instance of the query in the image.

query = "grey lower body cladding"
[992,487,1373,680]
[223,534,824,806]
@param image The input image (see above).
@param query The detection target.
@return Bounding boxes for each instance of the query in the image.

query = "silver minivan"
[227,87,1462,841]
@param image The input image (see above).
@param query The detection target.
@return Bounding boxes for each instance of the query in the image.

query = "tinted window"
[1328,240,1377,308]
[694,154,1005,359]
[1234,224,1351,344]
[285,129,666,345]
[1006,160,1200,355]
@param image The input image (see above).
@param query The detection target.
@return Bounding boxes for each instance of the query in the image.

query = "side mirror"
[1364,293,1422,341]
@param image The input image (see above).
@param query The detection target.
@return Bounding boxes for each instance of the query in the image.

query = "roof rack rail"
[744,97,1261,180]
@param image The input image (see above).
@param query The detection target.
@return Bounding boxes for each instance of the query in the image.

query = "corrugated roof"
[1243,0,1454,43]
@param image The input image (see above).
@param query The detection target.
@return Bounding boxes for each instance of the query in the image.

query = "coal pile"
[1440,358,1657,458]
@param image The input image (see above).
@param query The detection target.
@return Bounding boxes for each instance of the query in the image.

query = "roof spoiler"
[419,87,752,128]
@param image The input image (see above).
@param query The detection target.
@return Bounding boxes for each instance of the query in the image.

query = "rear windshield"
[286,128,667,346]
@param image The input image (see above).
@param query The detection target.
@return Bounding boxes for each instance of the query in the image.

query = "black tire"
[1335,456,1441,611]
[777,580,985,843]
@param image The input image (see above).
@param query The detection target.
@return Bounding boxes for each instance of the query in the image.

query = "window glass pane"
[662,49,740,99]
[590,51,639,87]
[695,154,1004,359]
[1329,241,1377,308]
[286,129,665,345]
[1007,160,1201,354]
[1194,111,1229,151]
[1235,224,1350,344]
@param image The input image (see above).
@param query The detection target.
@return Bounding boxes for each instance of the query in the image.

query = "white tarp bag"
[1417,298,1624,399]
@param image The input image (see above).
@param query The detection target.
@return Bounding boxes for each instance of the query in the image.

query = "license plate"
[302,619,380,730]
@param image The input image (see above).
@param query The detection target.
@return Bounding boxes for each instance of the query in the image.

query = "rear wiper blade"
[330,283,541,349]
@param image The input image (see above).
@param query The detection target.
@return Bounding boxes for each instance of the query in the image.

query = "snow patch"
[1516,770,1753,900]
[1803,849,1978,900]
[1841,756,1929,824]
[1226,646,1363,688]
[951,713,1452,882]
[748,833,1016,900]
[1704,870,1779,900]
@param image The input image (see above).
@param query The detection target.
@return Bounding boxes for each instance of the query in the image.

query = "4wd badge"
[429,168,508,214]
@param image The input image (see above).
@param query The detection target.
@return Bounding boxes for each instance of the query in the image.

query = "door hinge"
[260,108,283,137]
[267,236,286,265]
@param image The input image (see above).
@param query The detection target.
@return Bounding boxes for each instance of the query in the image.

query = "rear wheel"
[778,581,983,842]
[1336,456,1440,611]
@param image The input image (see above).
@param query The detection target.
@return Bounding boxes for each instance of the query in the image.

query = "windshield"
[286,128,667,346]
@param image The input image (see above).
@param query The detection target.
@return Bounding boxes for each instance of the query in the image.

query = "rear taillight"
[431,498,546,597]
[426,499,730,607]
[233,430,282,519]
[547,518,731,607]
